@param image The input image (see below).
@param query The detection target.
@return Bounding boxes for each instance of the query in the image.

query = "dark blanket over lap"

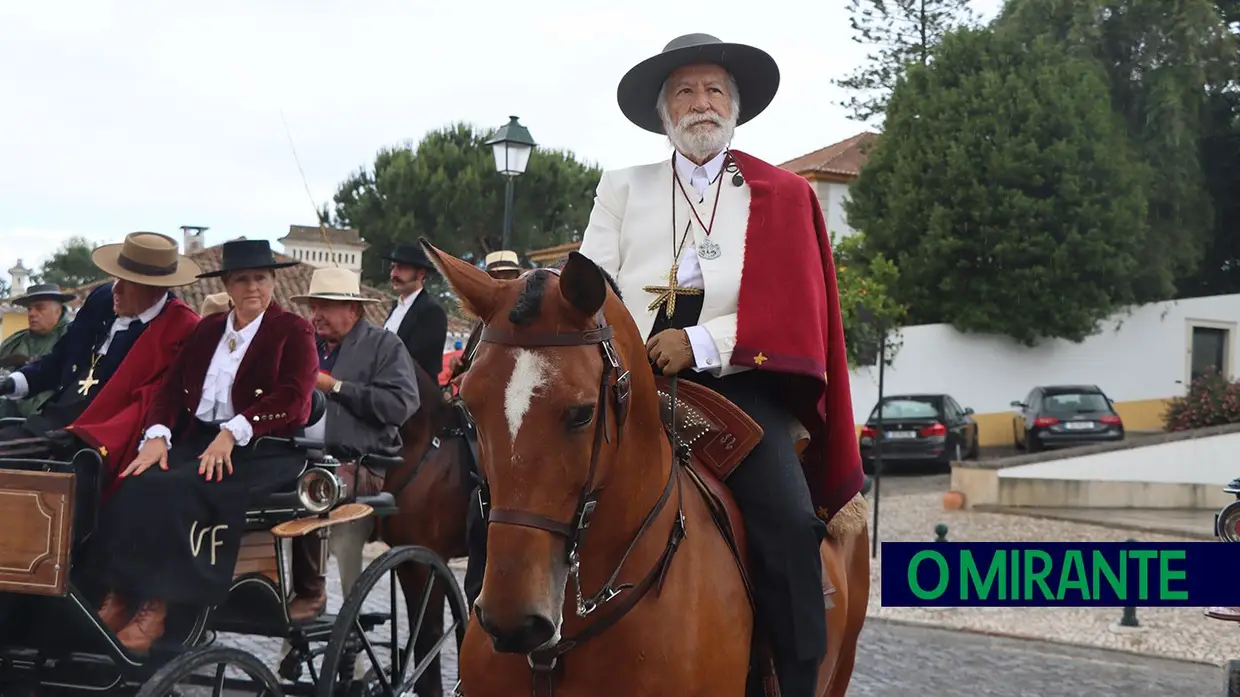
[93,421,304,606]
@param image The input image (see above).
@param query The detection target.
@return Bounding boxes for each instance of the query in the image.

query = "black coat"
[387,290,448,383]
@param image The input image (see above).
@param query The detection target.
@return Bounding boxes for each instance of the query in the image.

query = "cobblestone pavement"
[849,620,1220,697]
[212,548,1224,696]
[869,471,949,498]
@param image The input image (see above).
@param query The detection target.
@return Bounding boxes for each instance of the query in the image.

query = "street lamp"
[485,115,537,251]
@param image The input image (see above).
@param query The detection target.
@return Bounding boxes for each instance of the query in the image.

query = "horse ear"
[418,238,497,320]
[558,251,607,318]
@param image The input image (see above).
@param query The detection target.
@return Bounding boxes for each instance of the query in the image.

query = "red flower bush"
[1163,368,1240,432]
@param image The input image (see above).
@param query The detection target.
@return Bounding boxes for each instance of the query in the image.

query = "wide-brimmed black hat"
[197,239,298,279]
[382,242,436,272]
[618,33,781,135]
[9,283,75,306]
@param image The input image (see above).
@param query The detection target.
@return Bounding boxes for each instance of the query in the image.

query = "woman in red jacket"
[90,240,318,654]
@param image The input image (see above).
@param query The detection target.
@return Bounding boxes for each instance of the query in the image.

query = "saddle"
[653,376,763,481]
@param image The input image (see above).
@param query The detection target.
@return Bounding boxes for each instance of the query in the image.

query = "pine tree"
[834,0,979,124]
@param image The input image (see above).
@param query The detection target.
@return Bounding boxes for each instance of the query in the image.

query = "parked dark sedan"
[859,393,980,472]
[1011,384,1125,453]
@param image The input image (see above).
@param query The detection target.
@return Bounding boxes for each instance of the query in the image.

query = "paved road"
[849,620,1220,697]
[212,555,1223,697]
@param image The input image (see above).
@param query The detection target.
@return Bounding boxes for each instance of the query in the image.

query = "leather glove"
[646,329,696,375]
[0,377,14,397]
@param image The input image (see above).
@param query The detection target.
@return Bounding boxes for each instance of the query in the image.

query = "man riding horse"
[463,33,864,697]
[285,267,421,621]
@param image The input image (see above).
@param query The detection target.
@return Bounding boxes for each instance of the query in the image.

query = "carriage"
[0,389,469,697]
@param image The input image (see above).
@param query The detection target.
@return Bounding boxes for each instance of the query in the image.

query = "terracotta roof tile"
[778,131,878,178]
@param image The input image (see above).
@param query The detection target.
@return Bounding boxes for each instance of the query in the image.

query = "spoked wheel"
[316,545,468,697]
[134,646,284,697]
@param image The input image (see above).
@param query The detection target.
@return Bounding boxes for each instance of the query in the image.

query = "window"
[1041,392,1112,415]
[1191,325,1230,382]
[871,398,940,421]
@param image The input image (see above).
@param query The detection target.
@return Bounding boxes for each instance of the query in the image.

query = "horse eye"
[564,405,595,431]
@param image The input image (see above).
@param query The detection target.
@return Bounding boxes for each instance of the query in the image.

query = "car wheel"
[968,431,980,459]
[954,442,963,462]
[1027,430,1042,453]
[1013,423,1025,451]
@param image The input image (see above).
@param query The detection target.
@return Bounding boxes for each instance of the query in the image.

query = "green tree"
[834,0,979,124]
[834,232,907,367]
[37,236,108,289]
[844,27,1150,345]
[330,123,602,288]
[995,0,1238,302]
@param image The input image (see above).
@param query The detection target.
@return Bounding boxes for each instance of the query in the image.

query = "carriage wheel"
[315,545,468,697]
[134,646,284,697]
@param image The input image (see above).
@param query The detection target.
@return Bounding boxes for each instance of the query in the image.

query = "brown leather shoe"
[1204,606,1240,621]
[287,591,327,623]
[116,599,167,654]
[97,591,129,633]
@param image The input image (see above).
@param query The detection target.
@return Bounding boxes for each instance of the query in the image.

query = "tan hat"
[91,232,202,287]
[290,267,380,304]
[199,292,232,316]
[485,250,521,273]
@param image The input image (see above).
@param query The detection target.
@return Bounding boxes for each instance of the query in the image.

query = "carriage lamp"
[1216,500,1240,542]
[485,115,537,250]
[297,467,343,514]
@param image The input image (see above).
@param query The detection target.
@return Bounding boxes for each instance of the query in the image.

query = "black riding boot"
[463,483,488,612]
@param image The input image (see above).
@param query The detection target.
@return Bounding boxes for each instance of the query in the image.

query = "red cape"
[66,297,200,500]
[729,150,863,521]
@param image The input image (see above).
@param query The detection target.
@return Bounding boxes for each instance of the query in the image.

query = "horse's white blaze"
[505,349,550,441]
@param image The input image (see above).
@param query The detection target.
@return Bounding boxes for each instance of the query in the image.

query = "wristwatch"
[331,380,344,396]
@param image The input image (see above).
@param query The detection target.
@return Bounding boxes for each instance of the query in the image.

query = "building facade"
[277,225,370,273]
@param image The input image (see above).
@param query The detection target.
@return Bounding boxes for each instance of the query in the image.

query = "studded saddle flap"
[654,377,764,481]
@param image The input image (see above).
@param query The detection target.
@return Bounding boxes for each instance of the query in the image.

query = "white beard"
[665,111,736,163]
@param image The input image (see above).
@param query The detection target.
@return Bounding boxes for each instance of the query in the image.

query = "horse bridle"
[466,295,687,695]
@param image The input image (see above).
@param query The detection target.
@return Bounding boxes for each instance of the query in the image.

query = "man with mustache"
[382,243,449,382]
[573,34,864,697]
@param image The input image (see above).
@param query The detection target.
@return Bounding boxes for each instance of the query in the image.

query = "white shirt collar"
[674,150,728,187]
[399,288,421,308]
[225,309,264,348]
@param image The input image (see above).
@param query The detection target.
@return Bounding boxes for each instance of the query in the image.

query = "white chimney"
[181,225,208,254]
[8,259,30,295]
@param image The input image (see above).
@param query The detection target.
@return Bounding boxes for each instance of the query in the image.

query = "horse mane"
[507,257,625,328]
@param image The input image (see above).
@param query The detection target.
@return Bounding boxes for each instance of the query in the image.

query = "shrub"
[1163,368,1240,431]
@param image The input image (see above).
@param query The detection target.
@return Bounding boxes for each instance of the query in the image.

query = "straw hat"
[290,267,380,304]
[485,250,521,273]
[199,292,232,316]
[91,232,202,287]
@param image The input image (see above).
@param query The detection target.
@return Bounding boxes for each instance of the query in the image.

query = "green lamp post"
[485,115,537,251]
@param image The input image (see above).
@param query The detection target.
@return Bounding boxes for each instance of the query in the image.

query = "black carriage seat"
[247,390,329,514]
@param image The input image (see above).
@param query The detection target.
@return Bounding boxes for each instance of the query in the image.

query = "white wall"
[282,241,365,272]
[999,432,1240,485]
[847,294,1240,423]
[814,180,858,241]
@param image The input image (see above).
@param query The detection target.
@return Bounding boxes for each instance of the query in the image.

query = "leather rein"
[467,301,688,696]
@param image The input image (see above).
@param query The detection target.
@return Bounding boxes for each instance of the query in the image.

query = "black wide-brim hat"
[9,283,75,306]
[382,242,437,272]
[197,239,299,279]
[618,33,781,135]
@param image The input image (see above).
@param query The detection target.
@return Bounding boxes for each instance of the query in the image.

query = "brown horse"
[421,240,870,697]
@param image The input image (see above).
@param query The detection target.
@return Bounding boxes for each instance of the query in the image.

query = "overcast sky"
[0,0,1004,281]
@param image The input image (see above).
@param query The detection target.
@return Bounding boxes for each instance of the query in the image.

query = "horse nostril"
[476,607,557,654]
[517,614,556,649]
